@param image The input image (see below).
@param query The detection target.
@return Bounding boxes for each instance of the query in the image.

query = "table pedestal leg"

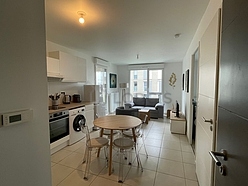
[132,128,137,143]
[97,128,104,157]
[108,129,113,175]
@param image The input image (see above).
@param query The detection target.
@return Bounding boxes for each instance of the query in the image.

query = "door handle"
[209,149,227,166]
[202,117,213,124]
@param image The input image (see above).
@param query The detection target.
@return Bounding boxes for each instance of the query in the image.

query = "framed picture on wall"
[185,69,189,93]
[182,73,184,90]
[109,73,117,88]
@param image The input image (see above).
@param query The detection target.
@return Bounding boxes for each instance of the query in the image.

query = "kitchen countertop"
[48,102,94,114]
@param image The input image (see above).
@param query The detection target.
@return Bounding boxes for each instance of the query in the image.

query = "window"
[130,69,163,99]
[134,82,137,92]
[144,81,147,91]
[133,71,137,79]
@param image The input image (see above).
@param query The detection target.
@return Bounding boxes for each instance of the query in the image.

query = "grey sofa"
[125,97,164,118]
[115,106,139,117]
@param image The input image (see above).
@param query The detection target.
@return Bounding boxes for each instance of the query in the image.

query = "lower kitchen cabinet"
[85,104,94,131]
[170,111,186,134]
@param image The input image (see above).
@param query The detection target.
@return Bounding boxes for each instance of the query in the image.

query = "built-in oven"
[49,110,69,143]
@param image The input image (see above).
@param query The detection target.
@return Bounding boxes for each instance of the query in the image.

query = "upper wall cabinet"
[48,51,87,82]
[46,57,63,79]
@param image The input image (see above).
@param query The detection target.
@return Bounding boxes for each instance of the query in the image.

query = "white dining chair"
[113,137,143,183]
[80,121,109,180]
[122,114,148,157]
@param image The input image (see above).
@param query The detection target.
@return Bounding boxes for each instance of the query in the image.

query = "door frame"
[188,44,200,145]
[212,8,222,185]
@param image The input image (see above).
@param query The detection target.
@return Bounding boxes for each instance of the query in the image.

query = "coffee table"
[138,109,150,124]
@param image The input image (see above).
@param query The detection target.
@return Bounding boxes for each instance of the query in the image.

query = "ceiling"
[45,0,210,65]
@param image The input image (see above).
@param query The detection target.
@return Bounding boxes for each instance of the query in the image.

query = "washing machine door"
[73,115,86,132]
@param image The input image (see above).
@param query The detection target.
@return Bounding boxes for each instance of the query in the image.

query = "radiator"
[108,92,120,113]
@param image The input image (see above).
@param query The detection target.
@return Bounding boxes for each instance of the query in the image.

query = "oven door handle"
[49,116,69,124]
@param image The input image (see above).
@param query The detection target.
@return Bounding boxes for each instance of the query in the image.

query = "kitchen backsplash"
[48,81,85,105]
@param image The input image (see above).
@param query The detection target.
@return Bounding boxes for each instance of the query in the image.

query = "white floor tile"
[161,140,181,151]
[91,176,122,186]
[146,132,164,140]
[179,135,189,143]
[139,145,161,158]
[163,133,180,142]
[51,164,74,186]
[183,163,197,181]
[77,156,108,176]
[157,159,184,178]
[181,142,194,153]
[124,167,156,186]
[160,148,183,162]
[98,162,131,182]
[144,138,162,147]
[58,152,84,169]
[182,152,195,164]
[51,149,73,163]
[133,154,159,171]
[57,169,95,186]
[154,172,186,186]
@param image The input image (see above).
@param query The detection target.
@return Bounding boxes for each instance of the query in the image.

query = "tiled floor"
[51,117,198,186]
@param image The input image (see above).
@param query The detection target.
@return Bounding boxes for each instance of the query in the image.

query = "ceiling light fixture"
[77,11,86,24]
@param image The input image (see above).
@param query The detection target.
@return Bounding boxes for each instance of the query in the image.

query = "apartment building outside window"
[130,69,163,99]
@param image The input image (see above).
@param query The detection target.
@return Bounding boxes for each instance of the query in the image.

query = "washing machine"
[69,106,86,145]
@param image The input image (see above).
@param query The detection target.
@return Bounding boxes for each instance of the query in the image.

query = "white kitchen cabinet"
[48,51,87,82]
[85,104,94,131]
[46,57,63,78]
[170,111,186,134]
[76,57,87,82]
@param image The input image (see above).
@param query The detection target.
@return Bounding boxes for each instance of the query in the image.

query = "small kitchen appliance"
[63,95,71,104]
[72,94,81,103]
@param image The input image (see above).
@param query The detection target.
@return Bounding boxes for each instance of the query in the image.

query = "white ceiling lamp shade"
[119,83,129,107]
[77,11,86,24]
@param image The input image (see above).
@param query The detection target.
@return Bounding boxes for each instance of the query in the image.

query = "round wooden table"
[94,115,142,175]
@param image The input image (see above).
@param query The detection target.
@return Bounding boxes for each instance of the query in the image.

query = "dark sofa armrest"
[155,103,164,118]
[155,103,163,109]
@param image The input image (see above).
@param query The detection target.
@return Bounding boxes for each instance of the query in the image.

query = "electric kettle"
[63,95,71,104]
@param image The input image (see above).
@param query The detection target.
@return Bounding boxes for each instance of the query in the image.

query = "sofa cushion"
[145,98,159,107]
[144,106,156,111]
[115,106,139,117]
[132,106,145,110]
[133,97,146,106]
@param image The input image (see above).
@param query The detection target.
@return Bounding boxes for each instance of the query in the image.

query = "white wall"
[164,62,182,111]
[0,0,51,185]
[182,0,222,142]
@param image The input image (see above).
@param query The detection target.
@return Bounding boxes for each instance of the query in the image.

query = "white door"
[95,65,107,115]
[195,10,221,186]
[214,1,248,185]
